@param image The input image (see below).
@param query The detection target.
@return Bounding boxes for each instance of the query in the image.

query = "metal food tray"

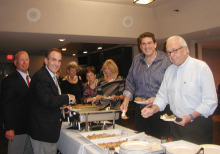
[76,109,120,122]
[79,128,136,141]
[71,109,120,131]
[90,132,163,153]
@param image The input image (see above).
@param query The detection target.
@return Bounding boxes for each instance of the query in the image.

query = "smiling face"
[44,51,62,74]
[166,38,188,66]
[140,37,157,57]
[14,51,29,74]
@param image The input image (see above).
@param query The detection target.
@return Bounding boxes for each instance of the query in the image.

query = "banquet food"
[135,97,147,102]
[70,104,96,109]
[87,133,120,139]
[121,110,129,120]
[97,139,128,149]
[102,95,111,99]
[160,114,175,119]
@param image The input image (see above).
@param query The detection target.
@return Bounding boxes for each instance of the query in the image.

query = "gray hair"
[67,61,78,70]
[166,36,189,54]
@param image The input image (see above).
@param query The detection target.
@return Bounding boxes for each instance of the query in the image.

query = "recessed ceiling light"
[58,39,65,42]
[83,51,88,54]
[134,0,154,5]
[62,48,66,51]
[72,54,76,56]
[97,46,102,50]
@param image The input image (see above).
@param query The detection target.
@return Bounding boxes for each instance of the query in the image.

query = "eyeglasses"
[141,41,154,46]
[167,47,182,56]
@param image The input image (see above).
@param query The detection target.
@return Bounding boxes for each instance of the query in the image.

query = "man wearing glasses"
[120,32,171,138]
[141,36,217,144]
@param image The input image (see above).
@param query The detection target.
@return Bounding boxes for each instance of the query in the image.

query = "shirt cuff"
[123,90,133,101]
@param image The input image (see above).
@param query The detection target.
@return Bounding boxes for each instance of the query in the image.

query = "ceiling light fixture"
[97,46,102,50]
[134,0,155,5]
[72,54,76,56]
[58,39,65,42]
[62,48,66,51]
[83,51,88,54]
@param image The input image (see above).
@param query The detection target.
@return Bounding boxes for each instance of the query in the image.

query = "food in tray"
[97,139,128,149]
[70,104,96,109]
[87,133,119,139]
[160,114,176,121]
[134,97,147,102]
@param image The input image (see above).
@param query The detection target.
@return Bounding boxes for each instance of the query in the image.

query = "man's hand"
[5,130,15,141]
[68,94,76,104]
[120,97,130,113]
[145,97,155,107]
[141,107,154,118]
[141,104,160,118]
[174,115,191,126]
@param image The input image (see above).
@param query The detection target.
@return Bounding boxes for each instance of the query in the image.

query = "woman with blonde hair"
[60,61,83,104]
[87,59,124,108]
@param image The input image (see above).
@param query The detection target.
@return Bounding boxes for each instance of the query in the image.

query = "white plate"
[201,144,220,154]
[160,117,175,122]
[134,100,148,104]
[120,141,151,150]
[102,96,111,100]
[166,144,200,154]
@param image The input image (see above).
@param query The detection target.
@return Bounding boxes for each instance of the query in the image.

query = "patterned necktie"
[54,75,61,95]
[26,75,30,87]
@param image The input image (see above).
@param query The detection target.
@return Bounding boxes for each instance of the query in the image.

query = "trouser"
[135,104,171,139]
[170,116,213,144]
[8,134,33,154]
[30,137,58,154]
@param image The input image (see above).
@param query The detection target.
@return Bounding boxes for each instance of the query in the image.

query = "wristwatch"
[189,114,194,122]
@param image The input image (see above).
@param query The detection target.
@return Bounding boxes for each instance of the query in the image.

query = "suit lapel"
[43,66,59,94]
[15,70,29,89]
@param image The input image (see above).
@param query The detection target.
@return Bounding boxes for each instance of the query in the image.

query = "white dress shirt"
[154,56,217,118]
[17,69,30,86]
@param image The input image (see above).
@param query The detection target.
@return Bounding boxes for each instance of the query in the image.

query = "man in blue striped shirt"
[120,32,171,138]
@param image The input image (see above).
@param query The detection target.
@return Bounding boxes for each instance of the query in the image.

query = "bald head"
[14,51,30,74]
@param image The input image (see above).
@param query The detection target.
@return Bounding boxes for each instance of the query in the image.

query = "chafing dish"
[67,104,120,131]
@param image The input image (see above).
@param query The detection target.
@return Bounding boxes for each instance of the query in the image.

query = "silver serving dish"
[68,105,120,131]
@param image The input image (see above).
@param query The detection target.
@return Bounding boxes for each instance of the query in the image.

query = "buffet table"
[58,122,161,154]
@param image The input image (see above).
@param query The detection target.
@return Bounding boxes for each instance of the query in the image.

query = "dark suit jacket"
[28,66,69,143]
[1,70,29,134]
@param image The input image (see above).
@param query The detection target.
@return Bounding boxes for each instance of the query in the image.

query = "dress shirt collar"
[178,55,190,68]
[45,66,56,80]
[17,69,29,77]
[16,69,30,85]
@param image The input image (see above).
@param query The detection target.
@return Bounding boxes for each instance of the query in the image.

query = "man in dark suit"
[28,48,75,154]
[1,51,33,154]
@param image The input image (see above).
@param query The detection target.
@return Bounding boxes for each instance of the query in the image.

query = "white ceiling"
[0,0,220,56]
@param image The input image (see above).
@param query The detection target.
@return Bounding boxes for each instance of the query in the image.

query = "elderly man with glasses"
[141,36,217,144]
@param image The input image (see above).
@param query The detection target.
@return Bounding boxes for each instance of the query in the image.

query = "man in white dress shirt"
[141,36,217,144]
